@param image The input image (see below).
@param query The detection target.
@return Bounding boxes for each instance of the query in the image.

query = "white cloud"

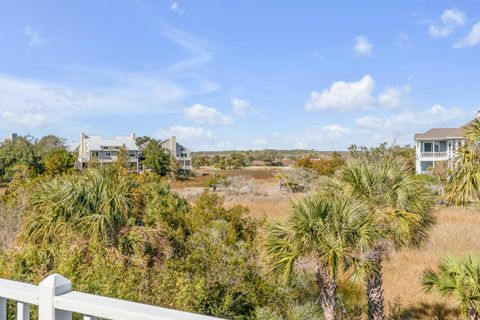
[441,8,467,25]
[169,2,184,14]
[356,105,465,131]
[352,36,373,57]
[1,111,49,127]
[305,75,375,111]
[355,116,384,130]
[429,8,466,38]
[0,71,187,128]
[294,125,352,149]
[156,125,213,140]
[454,22,480,48]
[322,125,351,136]
[184,104,233,125]
[306,75,411,111]
[24,26,46,47]
[232,98,251,115]
[378,87,403,107]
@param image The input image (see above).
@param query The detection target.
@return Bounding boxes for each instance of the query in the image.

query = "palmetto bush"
[422,255,480,320]
[21,167,148,249]
[0,168,277,319]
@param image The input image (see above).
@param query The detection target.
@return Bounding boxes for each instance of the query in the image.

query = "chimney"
[79,133,86,158]
[10,133,17,144]
[170,136,176,156]
[476,110,480,119]
[131,133,136,140]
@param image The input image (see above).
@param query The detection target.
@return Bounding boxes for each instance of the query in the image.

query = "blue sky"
[1,1,480,150]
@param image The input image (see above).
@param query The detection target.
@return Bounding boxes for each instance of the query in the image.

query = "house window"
[105,152,111,157]
[435,141,447,152]
[130,153,136,158]
[423,142,432,152]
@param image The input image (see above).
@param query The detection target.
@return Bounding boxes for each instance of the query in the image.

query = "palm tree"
[445,118,480,206]
[265,194,375,320]
[322,157,435,320]
[21,167,163,257]
[422,255,480,320]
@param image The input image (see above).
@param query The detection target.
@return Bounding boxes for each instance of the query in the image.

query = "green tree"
[35,135,66,156]
[422,255,480,320]
[0,136,40,182]
[265,194,375,320]
[21,167,149,248]
[142,140,171,176]
[322,158,435,320]
[43,149,75,176]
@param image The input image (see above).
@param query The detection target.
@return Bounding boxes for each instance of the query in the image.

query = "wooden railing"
[420,151,447,158]
[0,274,222,320]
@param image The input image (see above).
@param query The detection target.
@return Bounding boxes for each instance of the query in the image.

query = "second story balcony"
[419,151,448,158]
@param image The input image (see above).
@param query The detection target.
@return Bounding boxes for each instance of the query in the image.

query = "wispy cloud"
[0,70,186,128]
[169,2,184,14]
[162,26,213,73]
[24,26,47,47]
[454,22,480,48]
[184,104,233,125]
[428,8,466,38]
[352,36,373,57]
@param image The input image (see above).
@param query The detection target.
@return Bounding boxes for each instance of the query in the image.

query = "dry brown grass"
[170,166,287,189]
[382,207,480,319]
[174,169,480,318]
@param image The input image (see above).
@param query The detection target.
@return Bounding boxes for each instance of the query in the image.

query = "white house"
[76,133,140,170]
[414,127,465,174]
[160,136,192,170]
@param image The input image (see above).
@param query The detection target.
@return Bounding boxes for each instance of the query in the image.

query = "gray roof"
[84,135,139,151]
[414,128,465,140]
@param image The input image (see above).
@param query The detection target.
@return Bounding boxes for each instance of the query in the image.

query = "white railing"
[0,274,223,320]
[420,151,447,158]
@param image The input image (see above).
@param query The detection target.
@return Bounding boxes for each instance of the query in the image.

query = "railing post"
[17,302,30,320]
[0,297,6,320]
[39,274,72,320]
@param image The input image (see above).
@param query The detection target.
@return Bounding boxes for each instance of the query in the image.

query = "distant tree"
[192,155,209,168]
[0,136,40,182]
[143,140,171,176]
[296,154,346,176]
[135,135,153,147]
[204,174,227,192]
[422,255,480,320]
[348,143,415,173]
[43,149,75,176]
[36,135,66,156]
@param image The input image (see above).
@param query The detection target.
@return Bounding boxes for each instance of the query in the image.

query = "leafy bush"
[276,168,319,193]
[224,175,258,195]
[0,169,278,319]
[296,153,345,176]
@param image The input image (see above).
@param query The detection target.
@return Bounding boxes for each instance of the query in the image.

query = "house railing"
[420,151,447,158]
[0,274,223,320]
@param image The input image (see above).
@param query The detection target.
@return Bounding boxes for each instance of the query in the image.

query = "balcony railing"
[0,274,222,320]
[420,151,447,158]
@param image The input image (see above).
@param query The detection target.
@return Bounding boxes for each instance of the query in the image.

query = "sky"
[0,1,480,151]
